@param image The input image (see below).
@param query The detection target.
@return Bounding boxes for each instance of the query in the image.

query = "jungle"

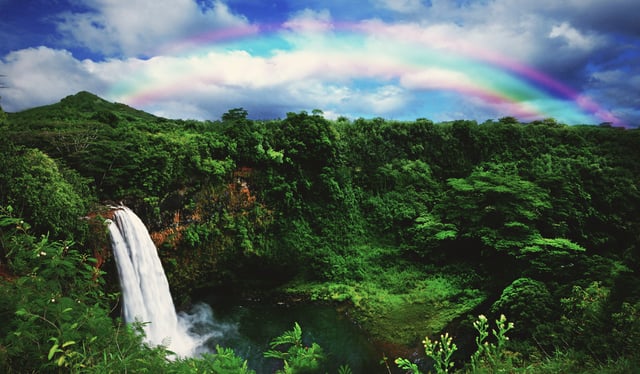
[1,91,639,373]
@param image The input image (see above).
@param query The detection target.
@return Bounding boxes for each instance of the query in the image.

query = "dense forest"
[1,91,639,373]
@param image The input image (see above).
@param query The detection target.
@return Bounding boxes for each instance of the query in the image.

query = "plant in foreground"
[395,314,514,374]
[471,314,515,372]
[395,332,457,374]
[264,322,325,373]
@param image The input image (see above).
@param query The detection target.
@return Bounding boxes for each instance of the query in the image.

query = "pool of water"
[194,297,392,373]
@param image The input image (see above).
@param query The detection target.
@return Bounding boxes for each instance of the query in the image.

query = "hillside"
[1,92,640,372]
[8,91,163,126]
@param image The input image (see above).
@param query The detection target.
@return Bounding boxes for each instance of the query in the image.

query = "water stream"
[108,206,209,357]
[107,206,389,372]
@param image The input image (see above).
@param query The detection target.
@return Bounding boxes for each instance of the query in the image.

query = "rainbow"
[109,20,622,125]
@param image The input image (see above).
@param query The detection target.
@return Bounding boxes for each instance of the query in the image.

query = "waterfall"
[107,206,206,357]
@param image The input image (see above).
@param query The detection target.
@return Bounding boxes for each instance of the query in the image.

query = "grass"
[284,245,486,346]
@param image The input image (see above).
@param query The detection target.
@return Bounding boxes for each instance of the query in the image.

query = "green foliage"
[362,159,439,247]
[4,93,640,373]
[0,211,325,373]
[395,357,421,374]
[440,169,551,254]
[264,322,325,373]
[394,315,514,374]
[0,102,7,126]
[491,278,553,335]
[177,346,255,374]
[518,236,586,278]
[554,281,613,359]
[286,254,486,346]
[610,301,640,357]
[0,211,113,372]
[410,213,458,256]
[470,314,516,373]
[0,144,91,239]
[422,332,458,373]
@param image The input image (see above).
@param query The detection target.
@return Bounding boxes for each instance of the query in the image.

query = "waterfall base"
[107,206,214,357]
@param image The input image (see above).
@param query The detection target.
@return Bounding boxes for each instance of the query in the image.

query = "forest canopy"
[1,92,639,372]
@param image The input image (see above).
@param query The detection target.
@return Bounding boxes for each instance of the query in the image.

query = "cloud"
[282,8,334,33]
[55,0,251,57]
[0,47,107,112]
[104,44,411,119]
[1,1,637,126]
[373,0,430,14]
[539,0,640,37]
[400,68,474,90]
[548,22,602,51]
[585,68,640,125]
[402,0,638,107]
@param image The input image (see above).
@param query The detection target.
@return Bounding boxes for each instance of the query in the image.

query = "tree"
[221,107,248,122]
[0,144,89,239]
[0,100,7,126]
[438,168,551,254]
[220,108,265,166]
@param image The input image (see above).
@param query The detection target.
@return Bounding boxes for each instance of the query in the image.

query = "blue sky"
[0,0,638,126]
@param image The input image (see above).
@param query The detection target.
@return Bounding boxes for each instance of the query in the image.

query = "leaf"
[15,308,28,317]
[268,323,302,348]
[264,349,286,359]
[62,340,76,348]
[293,322,302,342]
[48,344,60,360]
[394,357,421,373]
[435,230,457,240]
[0,216,21,227]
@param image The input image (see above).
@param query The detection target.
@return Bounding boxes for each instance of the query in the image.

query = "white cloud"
[400,68,474,90]
[2,1,637,126]
[549,22,600,51]
[56,0,251,57]
[364,0,616,73]
[359,85,408,114]
[0,47,106,112]
[282,8,334,33]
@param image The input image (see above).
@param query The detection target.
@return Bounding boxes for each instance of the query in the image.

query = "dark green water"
[195,298,392,373]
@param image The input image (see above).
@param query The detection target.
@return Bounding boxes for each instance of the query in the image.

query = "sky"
[0,0,638,126]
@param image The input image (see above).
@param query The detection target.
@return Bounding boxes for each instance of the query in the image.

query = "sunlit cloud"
[0,47,106,110]
[55,0,251,57]
[1,0,638,126]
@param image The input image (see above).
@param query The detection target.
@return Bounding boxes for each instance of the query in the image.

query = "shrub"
[491,277,554,336]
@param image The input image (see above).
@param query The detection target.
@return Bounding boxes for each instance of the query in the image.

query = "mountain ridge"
[7,91,164,126]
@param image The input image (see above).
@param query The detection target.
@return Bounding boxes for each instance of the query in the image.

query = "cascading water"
[106,206,381,372]
[107,206,212,357]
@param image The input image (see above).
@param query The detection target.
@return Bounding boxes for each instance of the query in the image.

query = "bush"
[0,145,91,240]
[491,277,554,336]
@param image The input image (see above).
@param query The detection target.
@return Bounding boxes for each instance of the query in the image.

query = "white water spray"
[107,206,213,357]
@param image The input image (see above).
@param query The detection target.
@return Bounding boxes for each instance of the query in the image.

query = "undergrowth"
[284,244,486,345]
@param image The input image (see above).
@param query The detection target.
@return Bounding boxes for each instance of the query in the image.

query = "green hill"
[7,91,164,128]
